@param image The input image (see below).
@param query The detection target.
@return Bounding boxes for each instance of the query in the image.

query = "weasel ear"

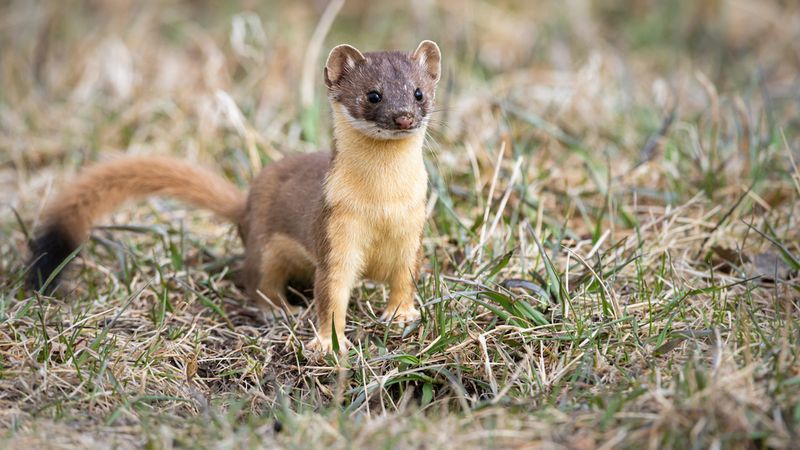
[412,40,441,83]
[325,44,366,87]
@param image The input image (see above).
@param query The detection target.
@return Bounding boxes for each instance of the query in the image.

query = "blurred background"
[1,0,797,166]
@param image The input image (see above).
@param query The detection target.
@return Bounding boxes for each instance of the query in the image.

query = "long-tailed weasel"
[27,40,441,356]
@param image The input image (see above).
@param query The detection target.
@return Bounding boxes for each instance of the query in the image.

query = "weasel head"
[325,40,441,141]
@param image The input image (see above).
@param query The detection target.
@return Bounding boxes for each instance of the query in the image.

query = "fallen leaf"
[747,252,794,282]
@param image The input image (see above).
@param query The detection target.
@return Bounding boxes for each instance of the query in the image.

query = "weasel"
[27,40,441,356]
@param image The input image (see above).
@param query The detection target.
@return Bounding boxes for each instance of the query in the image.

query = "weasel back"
[28,156,246,290]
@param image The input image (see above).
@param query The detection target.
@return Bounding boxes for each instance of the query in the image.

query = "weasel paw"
[380,306,421,324]
[304,335,350,361]
[257,301,303,318]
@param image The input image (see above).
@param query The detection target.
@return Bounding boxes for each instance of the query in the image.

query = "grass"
[1,0,799,448]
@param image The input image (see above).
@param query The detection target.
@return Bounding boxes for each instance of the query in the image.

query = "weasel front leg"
[306,220,363,357]
[307,263,359,356]
[381,241,422,324]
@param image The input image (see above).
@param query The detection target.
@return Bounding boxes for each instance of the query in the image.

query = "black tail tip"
[27,226,78,293]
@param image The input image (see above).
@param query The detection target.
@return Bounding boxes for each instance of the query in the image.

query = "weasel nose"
[394,115,414,130]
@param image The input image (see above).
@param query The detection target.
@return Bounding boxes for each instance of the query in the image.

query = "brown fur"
[29,41,441,357]
[41,156,246,245]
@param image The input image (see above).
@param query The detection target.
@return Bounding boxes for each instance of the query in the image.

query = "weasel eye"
[414,88,424,101]
[367,91,382,103]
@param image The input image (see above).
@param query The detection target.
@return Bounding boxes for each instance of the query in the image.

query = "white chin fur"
[338,106,427,141]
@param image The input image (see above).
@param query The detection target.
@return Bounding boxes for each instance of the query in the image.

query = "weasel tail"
[28,156,246,289]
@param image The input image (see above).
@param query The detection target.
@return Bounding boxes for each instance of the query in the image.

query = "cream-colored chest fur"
[324,108,428,281]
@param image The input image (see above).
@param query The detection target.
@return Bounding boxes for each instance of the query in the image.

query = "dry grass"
[1,0,799,448]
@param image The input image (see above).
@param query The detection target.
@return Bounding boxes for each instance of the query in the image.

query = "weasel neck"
[326,105,429,207]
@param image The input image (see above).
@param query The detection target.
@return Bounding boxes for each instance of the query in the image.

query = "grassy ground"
[1,0,799,448]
